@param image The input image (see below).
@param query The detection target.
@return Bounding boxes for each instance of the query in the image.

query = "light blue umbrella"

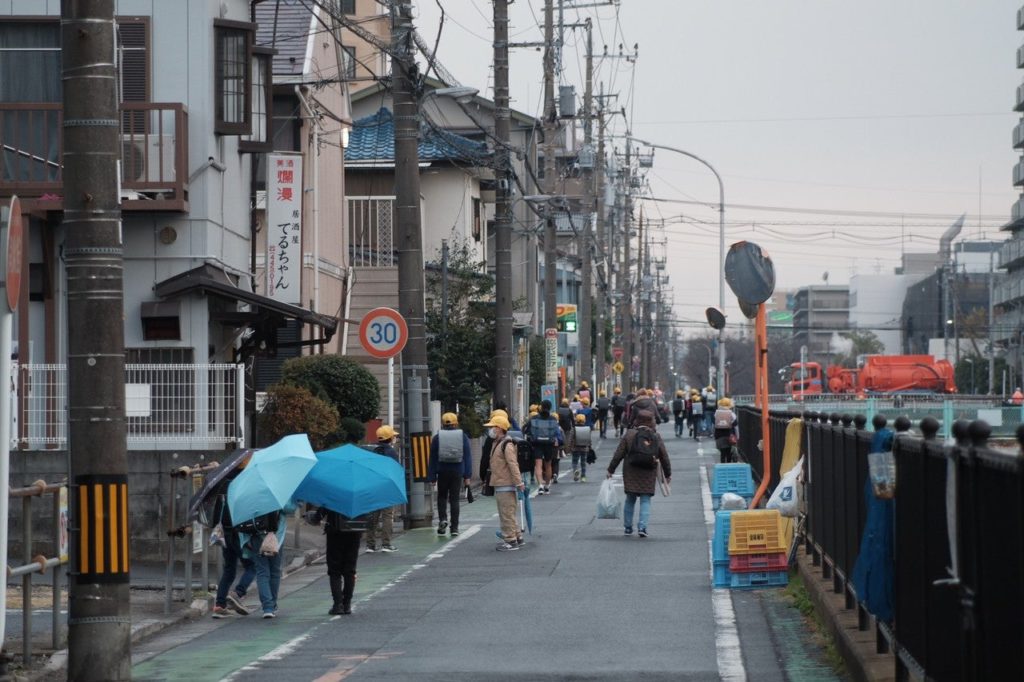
[293,444,407,518]
[228,434,317,524]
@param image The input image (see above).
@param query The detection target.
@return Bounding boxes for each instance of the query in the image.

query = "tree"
[280,355,380,422]
[955,354,1008,395]
[257,385,339,450]
[425,238,496,414]
[831,330,885,368]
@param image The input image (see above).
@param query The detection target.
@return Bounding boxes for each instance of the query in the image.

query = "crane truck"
[784,355,957,399]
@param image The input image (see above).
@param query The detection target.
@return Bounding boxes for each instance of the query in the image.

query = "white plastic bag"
[720,492,748,510]
[596,478,622,519]
[767,457,803,518]
[259,531,280,556]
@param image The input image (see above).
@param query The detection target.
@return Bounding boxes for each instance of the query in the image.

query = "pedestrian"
[571,413,593,482]
[626,389,662,429]
[492,401,521,431]
[365,425,400,553]
[578,380,591,404]
[428,412,473,537]
[671,389,686,438]
[239,510,286,619]
[606,410,671,538]
[524,399,562,494]
[486,413,526,551]
[713,397,739,464]
[595,389,610,438]
[569,393,583,413]
[704,387,718,434]
[209,455,255,619]
[578,397,594,426]
[689,392,704,440]
[305,507,365,615]
[611,386,626,436]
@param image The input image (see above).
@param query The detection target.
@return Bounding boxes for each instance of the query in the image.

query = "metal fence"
[737,406,1024,681]
[14,363,244,451]
[347,196,396,267]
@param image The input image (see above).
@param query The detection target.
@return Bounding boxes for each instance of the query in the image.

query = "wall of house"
[344,266,400,423]
[420,170,485,265]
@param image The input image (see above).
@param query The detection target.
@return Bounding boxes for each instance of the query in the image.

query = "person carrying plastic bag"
[605,410,672,537]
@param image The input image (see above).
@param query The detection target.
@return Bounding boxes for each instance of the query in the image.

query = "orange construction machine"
[784,355,957,398]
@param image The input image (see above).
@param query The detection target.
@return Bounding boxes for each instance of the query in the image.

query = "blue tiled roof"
[345,108,489,164]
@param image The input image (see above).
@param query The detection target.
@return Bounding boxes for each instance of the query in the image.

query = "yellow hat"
[581,397,590,406]
[676,389,684,397]
[484,414,511,431]
[491,408,509,419]
[575,413,586,424]
[376,424,399,441]
[718,397,734,409]
[561,398,570,407]
[581,381,589,389]
[613,386,621,394]
[442,412,459,426]
[599,389,606,397]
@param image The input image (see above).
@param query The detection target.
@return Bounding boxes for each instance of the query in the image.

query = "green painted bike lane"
[132,496,502,682]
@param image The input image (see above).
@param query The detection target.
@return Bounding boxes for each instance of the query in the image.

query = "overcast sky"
[412,1,1022,333]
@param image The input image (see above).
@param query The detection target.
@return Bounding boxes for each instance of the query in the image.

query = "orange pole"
[751,303,772,508]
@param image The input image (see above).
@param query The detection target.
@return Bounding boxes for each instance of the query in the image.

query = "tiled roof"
[345,108,490,164]
[255,0,315,76]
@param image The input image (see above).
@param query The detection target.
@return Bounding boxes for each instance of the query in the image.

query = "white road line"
[699,458,747,682]
[221,525,482,681]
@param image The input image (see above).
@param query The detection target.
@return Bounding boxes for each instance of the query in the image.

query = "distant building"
[849,274,908,354]
[792,286,849,364]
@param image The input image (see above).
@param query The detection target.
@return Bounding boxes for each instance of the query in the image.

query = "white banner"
[266,153,303,304]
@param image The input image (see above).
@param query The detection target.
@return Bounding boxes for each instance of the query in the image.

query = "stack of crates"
[727,509,789,590]
[711,509,734,588]
[711,463,755,510]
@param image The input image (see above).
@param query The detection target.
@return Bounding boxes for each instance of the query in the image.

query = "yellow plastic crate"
[727,509,788,556]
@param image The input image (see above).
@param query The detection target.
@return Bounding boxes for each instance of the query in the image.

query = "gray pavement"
[105,425,835,681]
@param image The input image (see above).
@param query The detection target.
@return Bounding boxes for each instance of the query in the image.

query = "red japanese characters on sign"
[266,153,303,304]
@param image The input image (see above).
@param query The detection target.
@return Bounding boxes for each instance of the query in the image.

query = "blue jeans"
[623,493,652,531]
[571,451,587,477]
[215,531,255,608]
[253,549,283,614]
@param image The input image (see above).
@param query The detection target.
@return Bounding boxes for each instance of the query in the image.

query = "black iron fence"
[736,406,1024,681]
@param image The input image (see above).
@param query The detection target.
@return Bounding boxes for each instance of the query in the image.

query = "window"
[472,198,482,242]
[341,45,356,80]
[240,46,274,152]
[214,20,254,135]
[341,0,357,14]
[117,18,149,133]
[0,22,61,102]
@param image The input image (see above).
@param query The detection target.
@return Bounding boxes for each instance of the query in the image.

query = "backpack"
[672,398,684,415]
[627,427,660,470]
[503,434,533,473]
[714,408,735,430]
[528,416,558,445]
[232,510,281,536]
[596,397,610,411]
[437,429,464,464]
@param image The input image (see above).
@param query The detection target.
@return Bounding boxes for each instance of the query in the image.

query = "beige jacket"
[488,437,523,488]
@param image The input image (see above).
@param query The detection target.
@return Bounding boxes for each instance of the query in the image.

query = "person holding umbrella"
[208,452,255,618]
[365,425,400,553]
[306,507,366,615]
[486,413,526,551]
[428,413,473,537]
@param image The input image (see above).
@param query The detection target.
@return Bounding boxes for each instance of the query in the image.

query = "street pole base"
[404,516,434,530]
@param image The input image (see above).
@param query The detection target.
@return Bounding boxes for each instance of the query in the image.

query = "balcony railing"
[0,102,189,212]
[348,196,396,267]
[14,363,242,451]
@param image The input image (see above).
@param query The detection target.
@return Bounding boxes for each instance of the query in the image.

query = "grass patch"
[783,570,847,676]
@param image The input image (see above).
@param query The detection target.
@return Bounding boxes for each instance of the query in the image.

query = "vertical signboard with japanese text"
[266,153,303,304]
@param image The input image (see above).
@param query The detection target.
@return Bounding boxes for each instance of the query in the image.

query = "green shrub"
[336,416,366,444]
[257,384,339,451]
[280,355,380,422]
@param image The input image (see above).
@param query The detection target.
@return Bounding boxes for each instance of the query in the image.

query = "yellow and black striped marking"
[74,475,129,583]
[409,432,432,482]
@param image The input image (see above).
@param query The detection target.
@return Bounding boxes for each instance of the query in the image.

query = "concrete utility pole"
[594,105,606,391]
[542,0,559,368]
[391,1,431,527]
[579,19,594,389]
[493,0,513,408]
[62,1,131,678]
[619,139,633,392]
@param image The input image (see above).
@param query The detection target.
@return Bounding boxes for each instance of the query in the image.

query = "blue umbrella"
[228,434,317,524]
[293,444,407,518]
[518,488,533,535]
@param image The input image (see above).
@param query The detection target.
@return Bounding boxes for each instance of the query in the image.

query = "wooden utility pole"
[493,0,513,407]
[579,19,594,390]
[62,0,131,678]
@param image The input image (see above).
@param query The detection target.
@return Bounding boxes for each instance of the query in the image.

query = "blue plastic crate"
[713,560,731,588]
[729,569,789,590]
[711,492,754,511]
[712,510,733,563]
[712,463,756,497]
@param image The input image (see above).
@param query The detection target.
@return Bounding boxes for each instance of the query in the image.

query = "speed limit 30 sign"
[359,307,409,359]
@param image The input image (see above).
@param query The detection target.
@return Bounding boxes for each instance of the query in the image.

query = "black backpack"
[511,437,534,472]
[627,427,660,470]
[672,398,684,415]
[527,416,558,445]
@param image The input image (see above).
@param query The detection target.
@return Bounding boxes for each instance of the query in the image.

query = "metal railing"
[14,363,244,451]
[347,196,396,267]
[164,462,219,615]
[738,407,1024,681]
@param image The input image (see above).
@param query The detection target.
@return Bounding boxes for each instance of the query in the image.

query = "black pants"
[595,409,608,436]
[674,414,685,436]
[436,469,463,529]
[325,530,361,577]
[718,447,733,464]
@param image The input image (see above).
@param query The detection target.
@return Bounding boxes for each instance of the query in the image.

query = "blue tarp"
[851,428,895,623]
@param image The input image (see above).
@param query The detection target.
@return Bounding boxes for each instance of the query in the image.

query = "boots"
[328,574,344,615]
[340,572,356,614]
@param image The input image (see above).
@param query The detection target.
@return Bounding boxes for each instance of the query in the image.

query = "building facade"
[792,285,850,365]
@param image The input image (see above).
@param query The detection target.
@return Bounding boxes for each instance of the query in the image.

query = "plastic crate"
[729,552,789,573]
[729,570,789,590]
[711,463,756,497]
[712,510,733,563]
[727,509,788,556]
[711,493,753,511]
[713,560,731,588]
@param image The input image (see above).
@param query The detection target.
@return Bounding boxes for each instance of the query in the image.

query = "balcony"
[1016,83,1024,112]
[1015,121,1024,150]
[1000,236,1024,269]
[1,102,189,212]
[1018,5,1024,30]
[1018,44,1024,69]
[1015,159,1024,188]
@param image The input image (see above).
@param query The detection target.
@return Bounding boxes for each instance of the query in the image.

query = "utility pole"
[579,19,594,389]
[63,1,131,678]
[493,0,513,408]
[619,139,633,392]
[594,103,606,391]
[391,1,431,527]
[542,0,558,369]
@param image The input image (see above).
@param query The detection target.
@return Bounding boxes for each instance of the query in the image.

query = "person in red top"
[1013,388,1024,405]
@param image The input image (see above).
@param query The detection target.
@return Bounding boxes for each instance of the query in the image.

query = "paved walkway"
[116,426,833,681]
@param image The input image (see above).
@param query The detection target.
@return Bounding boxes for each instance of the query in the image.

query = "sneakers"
[226,593,250,616]
[262,611,276,619]
[437,521,448,535]
[537,487,547,495]
[380,544,397,553]
[329,603,345,616]
[496,542,520,552]
[515,537,526,547]
[365,546,377,553]
[580,476,587,483]
[573,469,581,482]
[638,528,648,538]
[450,529,460,537]
[211,606,235,619]
[624,527,633,536]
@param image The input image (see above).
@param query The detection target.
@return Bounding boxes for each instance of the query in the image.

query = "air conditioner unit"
[121,134,176,184]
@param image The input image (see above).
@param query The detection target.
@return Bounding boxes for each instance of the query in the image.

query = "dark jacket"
[608,422,671,496]
[428,427,473,481]
[369,443,399,463]
[626,396,662,426]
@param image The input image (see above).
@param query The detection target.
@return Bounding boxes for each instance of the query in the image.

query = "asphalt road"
[131,425,840,682]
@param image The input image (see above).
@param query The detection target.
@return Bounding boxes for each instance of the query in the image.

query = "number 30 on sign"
[358,307,409,359]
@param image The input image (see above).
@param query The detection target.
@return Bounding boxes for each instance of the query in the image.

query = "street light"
[628,136,726,397]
